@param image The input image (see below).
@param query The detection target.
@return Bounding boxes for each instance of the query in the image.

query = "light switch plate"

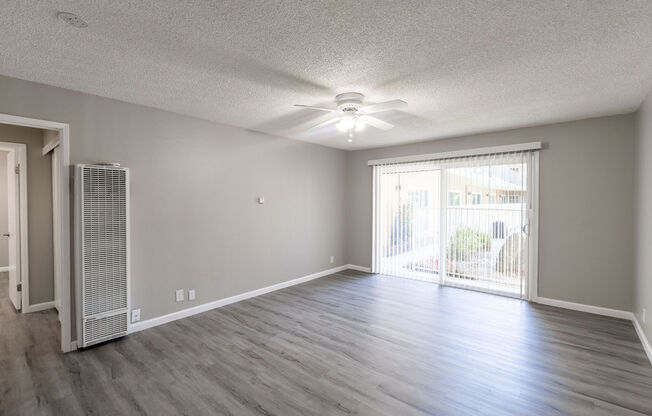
[175,289,184,302]
[330,255,334,263]
[131,309,141,323]
[188,289,196,301]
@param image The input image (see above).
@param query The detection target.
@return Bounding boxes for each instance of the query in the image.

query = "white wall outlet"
[175,289,184,302]
[643,308,647,324]
[330,255,334,264]
[188,289,196,301]
[258,196,265,204]
[131,309,141,323]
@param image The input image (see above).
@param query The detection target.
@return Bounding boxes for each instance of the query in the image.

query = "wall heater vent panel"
[77,165,130,347]
[83,311,129,346]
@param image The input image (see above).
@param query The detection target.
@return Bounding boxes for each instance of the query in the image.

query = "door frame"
[0,113,73,353]
[0,143,28,311]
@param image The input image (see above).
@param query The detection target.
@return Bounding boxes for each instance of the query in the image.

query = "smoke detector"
[57,12,88,28]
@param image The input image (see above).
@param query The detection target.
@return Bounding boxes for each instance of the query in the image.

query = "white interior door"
[7,150,20,310]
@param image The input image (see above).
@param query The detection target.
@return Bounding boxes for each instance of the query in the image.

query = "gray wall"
[0,75,347,327]
[0,73,641,344]
[635,91,652,347]
[346,115,635,311]
[0,151,7,267]
[0,123,54,304]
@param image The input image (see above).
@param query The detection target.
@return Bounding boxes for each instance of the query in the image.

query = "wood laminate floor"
[1,270,652,415]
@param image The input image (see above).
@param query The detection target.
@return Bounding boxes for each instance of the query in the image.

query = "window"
[500,195,508,204]
[488,194,496,204]
[509,195,520,204]
[471,193,481,205]
[448,191,461,206]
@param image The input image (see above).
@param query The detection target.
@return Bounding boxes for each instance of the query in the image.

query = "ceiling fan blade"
[359,115,394,130]
[294,104,339,113]
[308,117,342,131]
[360,99,407,114]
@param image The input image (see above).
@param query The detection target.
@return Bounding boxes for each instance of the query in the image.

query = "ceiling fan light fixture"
[336,116,355,132]
[297,92,405,140]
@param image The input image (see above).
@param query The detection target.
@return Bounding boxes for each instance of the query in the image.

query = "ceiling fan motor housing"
[336,92,365,113]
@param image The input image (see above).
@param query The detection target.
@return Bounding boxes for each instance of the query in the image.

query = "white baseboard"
[633,315,652,366]
[346,264,372,273]
[0,266,9,272]
[24,300,57,313]
[129,265,350,334]
[533,296,633,320]
[534,296,652,367]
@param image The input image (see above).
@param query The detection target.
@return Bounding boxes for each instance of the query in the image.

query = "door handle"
[2,233,10,237]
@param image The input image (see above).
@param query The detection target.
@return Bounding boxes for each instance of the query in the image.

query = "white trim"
[51,147,61,318]
[371,166,379,273]
[0,113,73,353]
[346,264,372,273]
[633,315,652,366]
[0,266,9,272]
[24,300,56,313]
[528,152,540,301]
[367,141,542,166]
[0,114,67,130]
[533,296,651,367]
[42,139,60,156]
[533,296,633,320]
[129,265,351,334]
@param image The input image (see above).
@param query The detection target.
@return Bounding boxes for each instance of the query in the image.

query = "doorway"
[0,114,72,353]
[372,148,539,300]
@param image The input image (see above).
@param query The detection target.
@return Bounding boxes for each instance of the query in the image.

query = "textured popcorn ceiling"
[1,1,651,150]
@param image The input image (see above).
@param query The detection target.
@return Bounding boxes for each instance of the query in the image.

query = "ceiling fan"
[295,92,407,141]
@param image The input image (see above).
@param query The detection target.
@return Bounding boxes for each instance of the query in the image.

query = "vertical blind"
[372,150,536,299]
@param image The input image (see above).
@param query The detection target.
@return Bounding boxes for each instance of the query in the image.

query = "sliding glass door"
[375,163,441,281]
[372,151,538,299]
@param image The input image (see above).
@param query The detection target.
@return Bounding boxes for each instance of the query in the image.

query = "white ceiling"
[1,1,651,150]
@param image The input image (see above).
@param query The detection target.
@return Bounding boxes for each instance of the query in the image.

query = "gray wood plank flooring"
[1,270,651,415]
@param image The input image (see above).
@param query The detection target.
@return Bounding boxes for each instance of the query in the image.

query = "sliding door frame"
[438,167,447,284]
[371,143,540,301]
[527,152,540,301]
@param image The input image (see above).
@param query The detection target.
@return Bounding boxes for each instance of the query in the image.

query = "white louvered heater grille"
[77,164,129,347]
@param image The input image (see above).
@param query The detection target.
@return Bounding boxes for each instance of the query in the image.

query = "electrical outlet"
[330,255,334,264]
[188,289,196,301]
[131,309,141,323]
[175,289,184,302]
[643,308,647,324]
